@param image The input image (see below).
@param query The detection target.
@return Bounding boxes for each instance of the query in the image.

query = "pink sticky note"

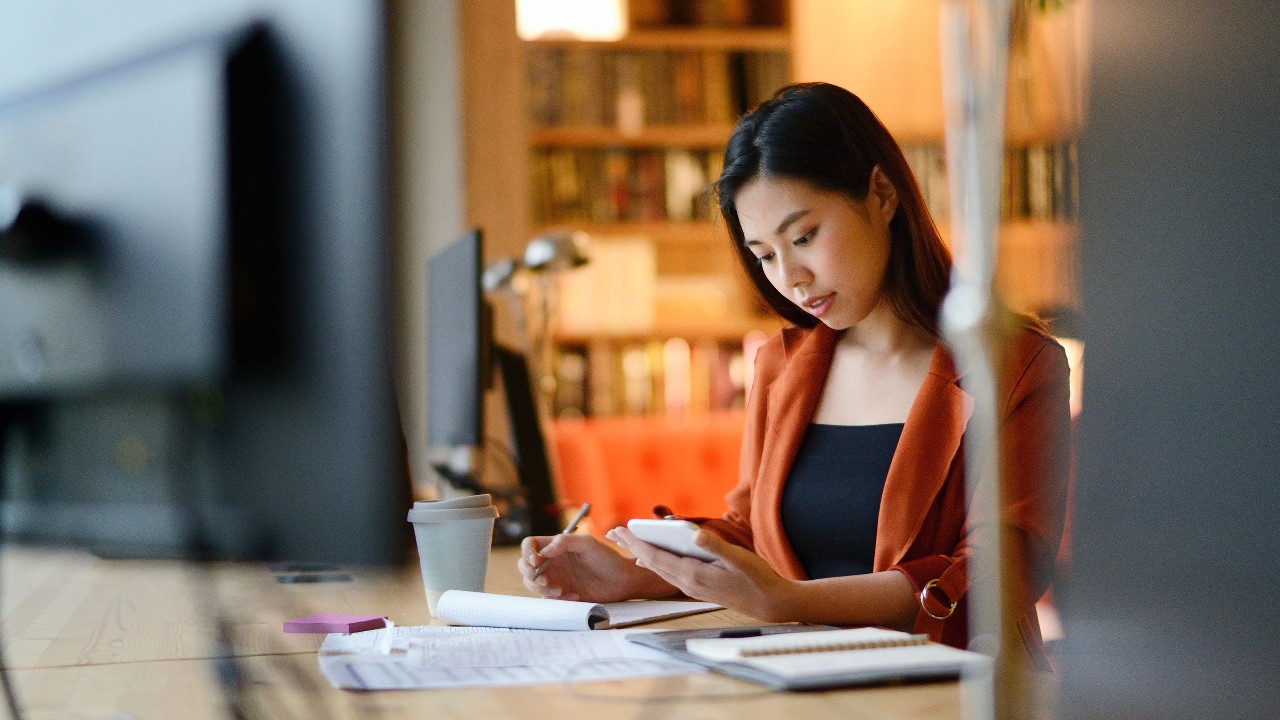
[283,613,387,634]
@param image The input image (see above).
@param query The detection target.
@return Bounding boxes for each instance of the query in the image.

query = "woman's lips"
[804,293,834,318]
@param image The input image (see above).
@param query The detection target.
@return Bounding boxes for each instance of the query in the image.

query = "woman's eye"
[755,252,775,265]
[794,229,816,246]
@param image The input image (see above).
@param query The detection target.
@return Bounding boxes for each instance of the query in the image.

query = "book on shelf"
[902,142,950,221]
[586,340,620,417]
[601,149,633,221]
[663,149,708,221]
[526,46,562,126]
[672,51,705,123]
[639,51,676,125]
[742,51,790,109]
[552,348,589,418]
[1026,144,1052,220]
[700,50,735,124]
[622,344,656,415]
[561,46,608,126]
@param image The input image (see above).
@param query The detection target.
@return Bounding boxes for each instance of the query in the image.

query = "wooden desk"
[1,544,966,720]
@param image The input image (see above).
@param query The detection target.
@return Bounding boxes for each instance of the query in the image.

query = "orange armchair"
[546,412,746,535]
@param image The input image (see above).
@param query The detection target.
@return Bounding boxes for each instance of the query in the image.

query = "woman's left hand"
[604,525,800,622]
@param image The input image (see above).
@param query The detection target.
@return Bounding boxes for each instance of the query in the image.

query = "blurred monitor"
[426,229,560,539]
[1059,1,1280,718]
[0,2,408,564]
[427,230,488,457]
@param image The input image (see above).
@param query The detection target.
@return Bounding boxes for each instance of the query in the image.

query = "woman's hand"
[517,533,678,603]
[604,526,801,623]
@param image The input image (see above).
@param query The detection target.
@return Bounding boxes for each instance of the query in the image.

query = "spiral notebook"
[632,625,989,690]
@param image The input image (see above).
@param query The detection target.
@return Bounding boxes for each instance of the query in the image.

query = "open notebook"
[434,590,720,631]
[632,625,989,690]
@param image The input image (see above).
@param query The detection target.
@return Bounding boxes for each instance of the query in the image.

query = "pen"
[530,502,590,581]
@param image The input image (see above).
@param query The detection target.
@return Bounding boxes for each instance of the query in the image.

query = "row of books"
[530,147,723,224]
[902,141,1080,222]
[550,334,768,418]
[629,0,788,29]
[1002,142,1079,221]
[531,141,1078,226]
[526,47,790,127]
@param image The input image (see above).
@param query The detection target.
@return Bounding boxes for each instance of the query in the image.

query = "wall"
[387,0,467,491]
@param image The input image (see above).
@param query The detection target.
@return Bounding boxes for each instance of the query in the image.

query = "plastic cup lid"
[410,494,492,511]
[406,504,499,523]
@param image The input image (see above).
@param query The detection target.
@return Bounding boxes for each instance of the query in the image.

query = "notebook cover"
[627,624,840,690]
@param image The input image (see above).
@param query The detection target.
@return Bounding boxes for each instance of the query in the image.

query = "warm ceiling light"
[515,0,628,42]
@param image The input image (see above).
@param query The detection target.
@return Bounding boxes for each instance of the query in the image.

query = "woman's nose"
[776,256,811,289]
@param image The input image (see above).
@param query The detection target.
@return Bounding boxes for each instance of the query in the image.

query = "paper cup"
[408,503,498,616]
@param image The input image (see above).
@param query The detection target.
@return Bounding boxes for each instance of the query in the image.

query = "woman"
[518,82,1070,665]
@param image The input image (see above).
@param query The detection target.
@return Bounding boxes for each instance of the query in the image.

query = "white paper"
[435,591,606,630]
[433,590,719,630]
[318,625,701,690]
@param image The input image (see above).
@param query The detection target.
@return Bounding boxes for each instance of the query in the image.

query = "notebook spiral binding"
[737,633,932,657]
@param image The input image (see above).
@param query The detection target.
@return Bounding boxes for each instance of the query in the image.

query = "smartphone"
[625,519,718,562]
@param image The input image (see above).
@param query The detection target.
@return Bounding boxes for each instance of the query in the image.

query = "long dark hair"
[715,82,952,337]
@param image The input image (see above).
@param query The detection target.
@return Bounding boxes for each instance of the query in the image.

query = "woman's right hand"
[518,533,678,603]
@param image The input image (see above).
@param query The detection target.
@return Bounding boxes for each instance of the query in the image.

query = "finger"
[611,527,707,586]
[605,526,647,556]
[522,575,542,595]
[609,526,707,571]
[521,536,550,568]
[538,534,571,558]
[691,530,748,567]
[517,553,548,582]
[520,536,537,554]
[522,573,554,596]
[603,527,627,552]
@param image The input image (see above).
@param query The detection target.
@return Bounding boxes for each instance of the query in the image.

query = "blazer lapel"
[753,324,838,579]
[873,343,974,571]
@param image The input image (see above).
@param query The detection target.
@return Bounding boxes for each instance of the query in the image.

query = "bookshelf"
[491,0,1082,418]
[790,0,1086,319]
[521,0,794,418]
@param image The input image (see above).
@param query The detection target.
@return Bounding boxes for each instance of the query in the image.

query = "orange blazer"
[696,322,1071,663]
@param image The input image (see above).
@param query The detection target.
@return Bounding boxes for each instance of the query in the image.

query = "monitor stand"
[492,344,560,538]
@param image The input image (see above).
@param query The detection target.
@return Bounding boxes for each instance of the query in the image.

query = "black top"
[779,423,904,579]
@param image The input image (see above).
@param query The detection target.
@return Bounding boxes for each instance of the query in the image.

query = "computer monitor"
[427,230,489,460]
[426,229,560,539]
[0,3,408,564]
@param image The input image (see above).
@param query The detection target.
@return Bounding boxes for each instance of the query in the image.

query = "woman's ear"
[869,165,899,220]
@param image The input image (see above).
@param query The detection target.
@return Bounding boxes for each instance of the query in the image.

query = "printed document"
[319,624,701,690]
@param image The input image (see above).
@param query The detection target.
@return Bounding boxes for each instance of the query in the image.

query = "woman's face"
[735,172,897,331]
